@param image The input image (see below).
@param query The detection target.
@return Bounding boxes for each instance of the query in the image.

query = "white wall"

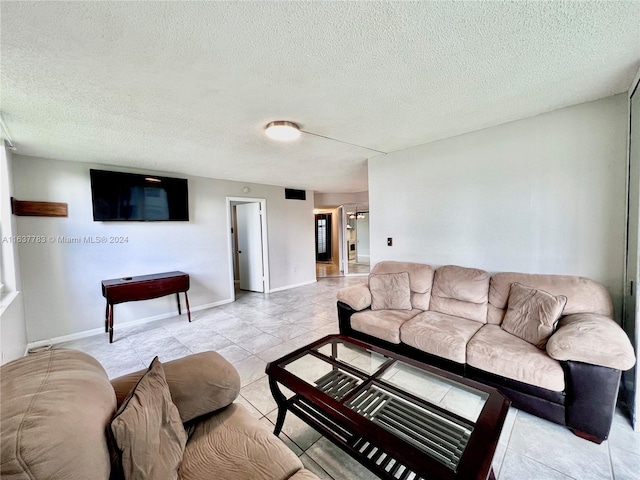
[0,144,28,362]
[12,156,315,342]
[369,95,628,318]
[314,191,368,209]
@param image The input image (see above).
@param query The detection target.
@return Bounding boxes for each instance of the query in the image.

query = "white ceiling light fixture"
[265,121,301,141]
[264,120,387,154]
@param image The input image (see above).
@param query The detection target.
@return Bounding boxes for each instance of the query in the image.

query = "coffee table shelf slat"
[347,383,472,466]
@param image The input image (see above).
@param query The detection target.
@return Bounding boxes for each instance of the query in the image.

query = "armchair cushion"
[501,282,567,349]
[546,313,636,370]
[178,403,303,480]
[369,272,412,311]
[111,351,240,423]
[336,284,372,311]
[110,357,187,480]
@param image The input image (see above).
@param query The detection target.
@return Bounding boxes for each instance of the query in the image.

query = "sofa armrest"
[111,351,240,423]
[336,284,372,311]
[546,313,635,371]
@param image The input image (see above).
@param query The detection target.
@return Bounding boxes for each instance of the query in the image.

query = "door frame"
[337,206,345,273]
[226,197,270,300]
[624,68,640,431]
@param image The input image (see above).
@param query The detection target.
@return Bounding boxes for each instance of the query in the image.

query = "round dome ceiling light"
[265,121,301,141]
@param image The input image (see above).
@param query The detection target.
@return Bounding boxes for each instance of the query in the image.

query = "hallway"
[315,261,370,278]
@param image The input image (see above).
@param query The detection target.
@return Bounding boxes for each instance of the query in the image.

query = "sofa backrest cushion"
[371,261,435,310]
[488,272,613,325]
[429,265,490,323]
[0,348,116,480]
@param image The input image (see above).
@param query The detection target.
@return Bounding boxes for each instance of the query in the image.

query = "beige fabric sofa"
[337,261,636,444]
[0,348,318,480]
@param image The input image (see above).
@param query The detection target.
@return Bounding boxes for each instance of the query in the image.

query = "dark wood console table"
[101,271,191,343]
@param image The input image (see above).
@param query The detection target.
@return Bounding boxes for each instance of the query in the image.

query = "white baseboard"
[27,298,234,350]
[269,279,317,293]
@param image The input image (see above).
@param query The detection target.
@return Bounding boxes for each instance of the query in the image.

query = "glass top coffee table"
[266,334,509,480]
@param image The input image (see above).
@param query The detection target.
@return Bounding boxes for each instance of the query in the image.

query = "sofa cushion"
[178,403,304,480]
[352,309,422,344]
[400,311,484,364]
[429,265,490,323]
[467,325,565,391]
[546,313,636,370]
[0,348,116,480]
[488,272,613,325]
[501,283,567,349]
[369,272,412,311]
[111,351,240,423]
[111,357,187,480]
[371,261,435,310]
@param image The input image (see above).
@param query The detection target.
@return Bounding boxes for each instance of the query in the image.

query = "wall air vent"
[285,188,306,201]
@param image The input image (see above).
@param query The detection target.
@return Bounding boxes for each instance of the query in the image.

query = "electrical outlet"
[387,238,393,246]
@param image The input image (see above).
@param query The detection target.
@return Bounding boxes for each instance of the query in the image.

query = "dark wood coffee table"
[266,335,509,480]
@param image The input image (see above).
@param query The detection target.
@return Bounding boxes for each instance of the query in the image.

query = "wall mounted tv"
[90,169,189,221]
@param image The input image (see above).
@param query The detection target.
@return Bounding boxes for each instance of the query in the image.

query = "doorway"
[343,204,370,276]
[315,208,342,278]
[315,213,332,262]
[227,197,270,298]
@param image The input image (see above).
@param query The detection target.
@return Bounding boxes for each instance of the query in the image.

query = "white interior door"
[236,202,264,292]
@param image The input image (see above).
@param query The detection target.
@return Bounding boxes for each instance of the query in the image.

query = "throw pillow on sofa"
[369,271,412,310]
[110,356,187,480]
[501,282,567,349]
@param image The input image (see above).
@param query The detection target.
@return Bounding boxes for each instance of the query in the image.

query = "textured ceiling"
[1,1,639,193]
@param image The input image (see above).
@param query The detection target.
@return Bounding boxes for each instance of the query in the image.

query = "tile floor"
[56,276,640,480]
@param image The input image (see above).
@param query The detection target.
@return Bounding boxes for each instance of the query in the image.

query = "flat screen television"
[90,169,189,221]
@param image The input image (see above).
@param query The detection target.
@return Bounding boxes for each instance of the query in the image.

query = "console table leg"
[108,304,114,344]
[269,376,287,435]
[104,301,109,333]
[176,292,182,315]
[184,291,191,322]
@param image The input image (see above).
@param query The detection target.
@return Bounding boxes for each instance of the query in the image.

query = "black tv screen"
[90,169,189,221]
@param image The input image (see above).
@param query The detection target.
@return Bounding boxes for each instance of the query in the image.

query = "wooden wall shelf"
[11,197,68,217]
